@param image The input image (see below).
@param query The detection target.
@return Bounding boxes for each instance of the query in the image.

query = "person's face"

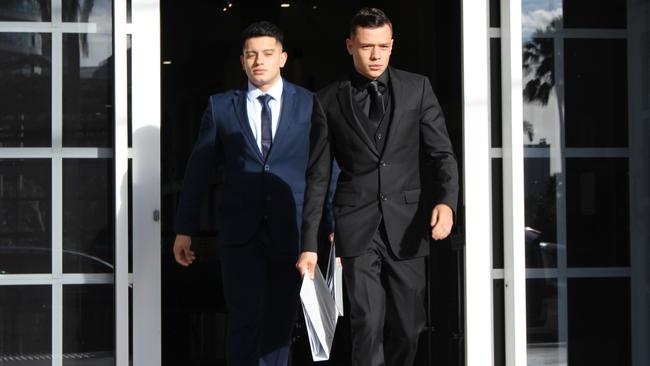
[240,36,287,91]
[346,24,393,80]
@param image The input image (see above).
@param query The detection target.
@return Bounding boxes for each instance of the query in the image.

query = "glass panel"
[0,1,51,21]
[522,0,562,40]
[127,0,132,23]
[128,159,132,273]
[527,278,560,365]
[490,37,502,148]
[127,34,132,148]
[0,33,52,147]
[62,0,111,28]
[63,159,114,273]
[63,284,114,365]
[493,280,505,366]
[62,33,113,147]
[567,278,630,366]
[564,38,627,147]
[566,158,629,267]
[523,38,560,150]
[0,285,51,363]
[489,0,500,28]
[524,158,557,268]
[0,159,51,274]
[492,158,503,269]
[563,0,626,29]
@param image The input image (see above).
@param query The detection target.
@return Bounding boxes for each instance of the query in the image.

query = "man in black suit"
[297,8,459,366]
[173,21,331,366]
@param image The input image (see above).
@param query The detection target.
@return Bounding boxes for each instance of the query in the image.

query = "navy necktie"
[257,94,272,158]
[367,80,385,126]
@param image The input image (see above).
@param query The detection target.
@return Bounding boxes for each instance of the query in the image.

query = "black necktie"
[257,94,272,158]
[367,80,385,126]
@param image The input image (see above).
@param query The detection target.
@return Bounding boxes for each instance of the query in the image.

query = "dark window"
[568,278,630,366]
[564,39,627,147]
[566,158,629,267]
[563,0,626,29]
[0,33,52,147]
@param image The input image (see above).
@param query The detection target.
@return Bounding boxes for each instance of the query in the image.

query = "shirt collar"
[351,68,389,91]
[247,78,284,102]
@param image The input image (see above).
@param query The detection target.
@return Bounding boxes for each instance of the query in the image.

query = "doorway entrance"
[159,1,464,365]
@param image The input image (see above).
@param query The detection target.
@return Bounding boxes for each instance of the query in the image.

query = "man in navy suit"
[173,21,326,366]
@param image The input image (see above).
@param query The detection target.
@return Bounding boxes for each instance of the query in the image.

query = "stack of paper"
[299,244,343,361]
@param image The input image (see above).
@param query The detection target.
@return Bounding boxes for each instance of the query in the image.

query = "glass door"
[0,0,161,365]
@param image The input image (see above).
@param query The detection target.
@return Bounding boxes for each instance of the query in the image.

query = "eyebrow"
[360,42,391,47]
[245,48,277,54]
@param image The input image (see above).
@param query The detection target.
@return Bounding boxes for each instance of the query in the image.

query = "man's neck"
[250,77,282,93]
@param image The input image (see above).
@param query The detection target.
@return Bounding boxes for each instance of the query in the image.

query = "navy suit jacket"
[175,80,329,256]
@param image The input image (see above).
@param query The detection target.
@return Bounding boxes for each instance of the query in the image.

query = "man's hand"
[430,204,453,240]
[296,251,318,279]
[173,234,196,266]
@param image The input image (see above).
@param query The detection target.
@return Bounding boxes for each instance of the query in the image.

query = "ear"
[345,38,353,55]
[279,51,288,68]
[240,54,245,70]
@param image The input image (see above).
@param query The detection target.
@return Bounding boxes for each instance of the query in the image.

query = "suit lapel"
[269,80,295,154]
[384,67,406,154]
[232,89,263,162]
[336,81,380,157]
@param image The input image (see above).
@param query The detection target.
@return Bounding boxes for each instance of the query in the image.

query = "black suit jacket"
[301,67,459,259]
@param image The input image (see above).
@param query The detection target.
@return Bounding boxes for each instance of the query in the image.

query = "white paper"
[326,243,344,316]
[300,266,338,361]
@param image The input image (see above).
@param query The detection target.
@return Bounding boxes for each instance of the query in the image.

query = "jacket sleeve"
[419,77,459,214]
[174,100,218,235]
[301,95,334,252]
[324,159,340,234]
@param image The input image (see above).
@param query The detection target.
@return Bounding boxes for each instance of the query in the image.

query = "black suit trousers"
[342,222,426,366]
[219,224,301,366]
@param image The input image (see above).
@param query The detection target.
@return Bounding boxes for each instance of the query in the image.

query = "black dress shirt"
[350,69,390,119]
[350,69,392,152]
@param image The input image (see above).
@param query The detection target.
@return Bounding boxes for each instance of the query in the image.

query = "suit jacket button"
[379,161,387,167]
[264,164,270,172]
[380,194,387,201]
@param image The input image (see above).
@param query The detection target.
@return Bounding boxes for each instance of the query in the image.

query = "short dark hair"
[349,8,392,38]
[240,21,284,52]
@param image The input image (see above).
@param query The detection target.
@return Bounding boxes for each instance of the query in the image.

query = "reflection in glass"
[565,38,627,147]
[63,285,114,365]
[62,33,113,147]
[62,0,111,30]
[0,285,51,363]
[493,279,505,366]
[489,0,500,27]
[0,33,52,147]
[63,159,114,273]
[566,158,629,267]
[527,279,560,366]
[568,278,630,366]
[492,158,503,269]
[563,0,626,29]
[522,0,561,40]
[490,38,502,148]
[0,159,51,274]
[523,37,561,153]
[0,0,51,21]
[524,158,557,268]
